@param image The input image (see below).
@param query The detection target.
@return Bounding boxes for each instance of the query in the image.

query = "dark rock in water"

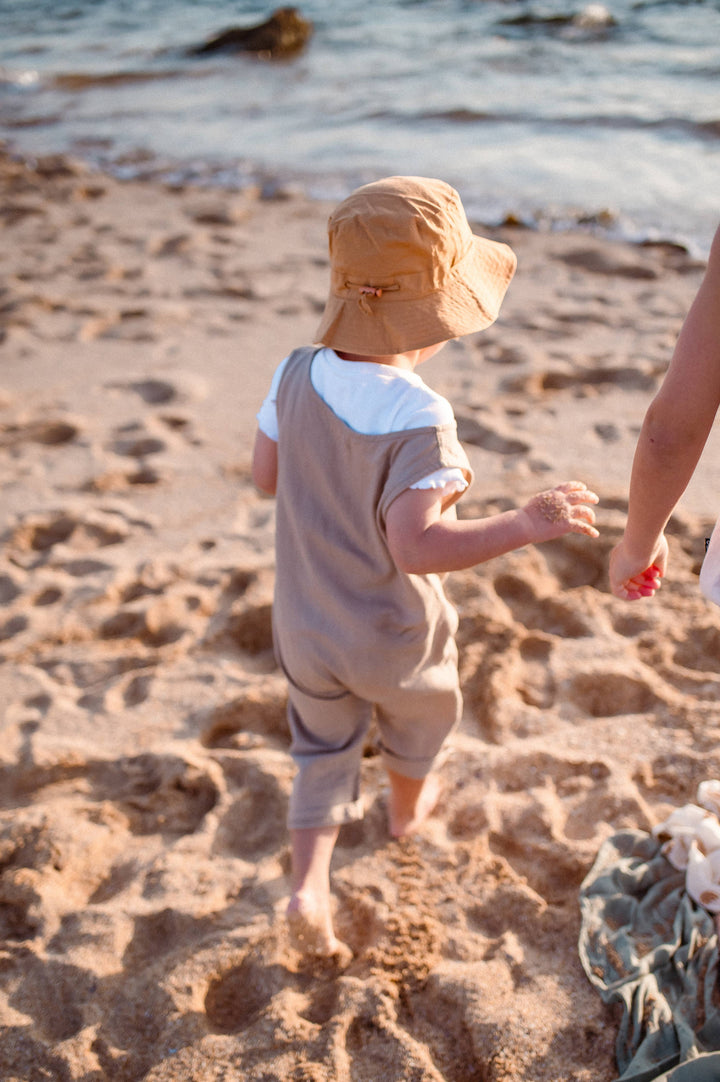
[499,4,616,33]
[190,7,313,59]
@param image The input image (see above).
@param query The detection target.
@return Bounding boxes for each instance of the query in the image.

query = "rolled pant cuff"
[287,796,366,831]
[379,745,437,780]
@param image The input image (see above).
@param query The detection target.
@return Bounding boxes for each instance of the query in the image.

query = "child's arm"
[609,224,720,600]
[386,480,598,575]
[251,429,278,496]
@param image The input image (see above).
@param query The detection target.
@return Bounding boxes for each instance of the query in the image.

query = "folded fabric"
[578,830,720,1081]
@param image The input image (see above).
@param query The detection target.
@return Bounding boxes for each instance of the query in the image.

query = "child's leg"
[284,687,370,963]
[386,768,442,837]
[376,652,461,837]
[287,824,352,961]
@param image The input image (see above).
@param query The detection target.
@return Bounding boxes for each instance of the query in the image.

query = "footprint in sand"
[98,595,190,649]
[0,570,22,603]
[204,951,279,1034]
[540,532,608,589]
[456,414,530,455]
[567,669,665,718]
[481,765,650,903]
[109,425,167,459]
[558,246,660,279]
[673,623,720,675]
[36,653,155,697]
[634,749,720,805]
[635,631,720,699]
[0,418,80,449]
[0,613,29,642]
[129,378,177,405]
[87,860,142,905]
[212,759,287,858]
[466,880,558,948]
[450,753,614,855]
[610,608,652,638]
[6,508,131,563]
[5,954,90,1043]
[77,666,157,713]
[0,1027,77,1082]
[0,820,59,940]
[201,568,276,658]
[32,585,63,607]
[504,363,657,397]
[202,685,289,749]
[516,633,556,708]
[85,465,164,492]
[79,309,156,343]
[3,753,219,838]
[481,342,529,366]
[57,557,115,577]
[120,672,154,707]
[88,754,220,837]
[106,372,207,406]
[494,571,592,638]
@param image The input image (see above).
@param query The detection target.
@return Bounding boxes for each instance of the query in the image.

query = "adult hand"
[609,534,668,600]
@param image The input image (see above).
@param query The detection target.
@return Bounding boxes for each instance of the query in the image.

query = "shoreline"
[2,145,719,1082]
[2,139,713,258]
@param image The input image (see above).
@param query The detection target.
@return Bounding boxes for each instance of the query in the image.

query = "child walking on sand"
[252,176,599,962]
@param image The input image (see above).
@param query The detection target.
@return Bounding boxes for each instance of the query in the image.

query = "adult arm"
[610,225,720,599]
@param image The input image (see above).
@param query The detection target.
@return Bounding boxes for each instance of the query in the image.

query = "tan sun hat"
[315,176,517,356]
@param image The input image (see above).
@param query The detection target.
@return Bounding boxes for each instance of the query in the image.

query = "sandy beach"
[2,147,720,1081]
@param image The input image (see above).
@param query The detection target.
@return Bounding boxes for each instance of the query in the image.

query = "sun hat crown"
[315,176,516,356]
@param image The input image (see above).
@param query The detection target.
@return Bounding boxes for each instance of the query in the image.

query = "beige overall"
[274,347,473,829]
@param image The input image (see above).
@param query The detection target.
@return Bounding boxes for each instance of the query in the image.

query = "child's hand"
[522,481,599,542]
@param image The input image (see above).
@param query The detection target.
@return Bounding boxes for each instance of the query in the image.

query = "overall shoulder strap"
[276,346,321,416]
[283,345,319,375]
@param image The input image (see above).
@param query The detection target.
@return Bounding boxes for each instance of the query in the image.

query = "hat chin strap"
[358,285,382,315]
[354,282,400,315]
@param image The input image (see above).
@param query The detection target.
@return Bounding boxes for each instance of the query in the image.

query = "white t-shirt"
[256,348,467,493]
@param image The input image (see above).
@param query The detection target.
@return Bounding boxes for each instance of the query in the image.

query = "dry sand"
[2,147,720,1081]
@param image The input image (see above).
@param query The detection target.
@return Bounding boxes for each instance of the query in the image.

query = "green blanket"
[578,830,720,1081]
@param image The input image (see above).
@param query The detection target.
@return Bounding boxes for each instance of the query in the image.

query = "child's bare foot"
[287,892,352,965]
[388,770,441,838]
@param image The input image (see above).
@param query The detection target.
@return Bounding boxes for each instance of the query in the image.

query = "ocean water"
[1,0,718,251]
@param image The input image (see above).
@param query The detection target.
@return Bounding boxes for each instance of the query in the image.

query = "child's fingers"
[555,505,599,538]
[529,487,599,537]
[555,481,600,504]
[572,507,598,525]
[546,483,600,536]
[569,502,599,535]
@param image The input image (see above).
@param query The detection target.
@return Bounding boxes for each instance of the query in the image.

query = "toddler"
[252,176,599,962]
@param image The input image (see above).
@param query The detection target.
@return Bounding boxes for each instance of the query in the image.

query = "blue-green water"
[1,0,718,250]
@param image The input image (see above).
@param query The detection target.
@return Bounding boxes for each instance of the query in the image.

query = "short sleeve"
[378,425,473,523]
[410,467,468,493]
